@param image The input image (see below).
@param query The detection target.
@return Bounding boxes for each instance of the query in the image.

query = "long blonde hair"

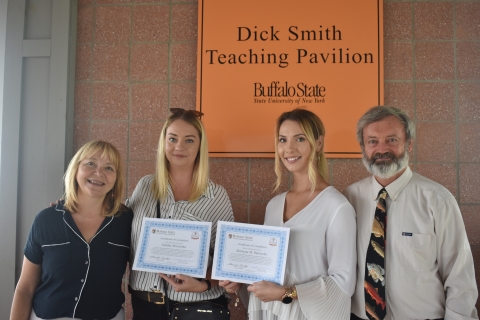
[274,108,328,193]
[153,110,209,202]
[64,140,125,217]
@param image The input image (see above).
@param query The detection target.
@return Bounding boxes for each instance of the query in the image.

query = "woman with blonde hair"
[221,108,357,320]
[10,140,133,320]
[127,108,234,320]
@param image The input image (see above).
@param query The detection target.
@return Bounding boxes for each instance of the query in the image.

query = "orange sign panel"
[197,0,383,157]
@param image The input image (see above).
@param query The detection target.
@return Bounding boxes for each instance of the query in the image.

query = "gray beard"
[362,149,409,179]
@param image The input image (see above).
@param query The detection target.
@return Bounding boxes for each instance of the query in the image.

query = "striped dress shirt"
[127,174,234,302]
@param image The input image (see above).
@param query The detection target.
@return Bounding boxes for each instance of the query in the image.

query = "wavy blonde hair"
[153,111,209,202]
[64,140,125,217]
[274,108,328,193]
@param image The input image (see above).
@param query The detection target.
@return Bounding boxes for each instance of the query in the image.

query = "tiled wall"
[74,0,480,318]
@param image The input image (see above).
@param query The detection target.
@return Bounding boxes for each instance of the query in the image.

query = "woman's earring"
[111,188,114,200]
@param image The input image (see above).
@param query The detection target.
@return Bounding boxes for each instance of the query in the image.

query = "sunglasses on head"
[170,108,204,119]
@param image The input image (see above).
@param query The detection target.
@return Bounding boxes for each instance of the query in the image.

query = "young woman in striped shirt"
[127,109,234,320]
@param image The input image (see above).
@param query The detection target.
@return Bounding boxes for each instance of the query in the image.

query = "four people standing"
[10,107,478,320]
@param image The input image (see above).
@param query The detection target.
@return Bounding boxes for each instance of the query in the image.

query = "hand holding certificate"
[212,221,290,285]
[132,218,212,278]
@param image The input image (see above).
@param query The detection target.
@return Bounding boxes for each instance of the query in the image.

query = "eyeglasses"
[170,108,204,119]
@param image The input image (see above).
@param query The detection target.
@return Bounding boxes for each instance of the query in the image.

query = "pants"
[29,308,125,320]
[132,294,229,320]
[350,313,444,320]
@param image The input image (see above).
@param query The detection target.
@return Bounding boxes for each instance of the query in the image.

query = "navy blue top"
[24,202,133,320]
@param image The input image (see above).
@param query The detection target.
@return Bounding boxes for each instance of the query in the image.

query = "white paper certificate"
[132,218,212,278]
[212,221,290,285]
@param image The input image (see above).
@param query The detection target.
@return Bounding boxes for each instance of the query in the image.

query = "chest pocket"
[105,219,131,275]
[41,242,71,276]
[106,241,130,277]
[400,233,435,270]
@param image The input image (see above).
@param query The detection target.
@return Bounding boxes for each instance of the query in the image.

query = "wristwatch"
[281,286,297,304]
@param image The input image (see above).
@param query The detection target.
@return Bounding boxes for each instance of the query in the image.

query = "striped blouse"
[127,174,234,302]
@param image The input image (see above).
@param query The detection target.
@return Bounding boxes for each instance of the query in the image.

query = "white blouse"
[248,186,357,320]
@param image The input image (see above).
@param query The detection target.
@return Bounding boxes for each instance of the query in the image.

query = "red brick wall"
[74,1,480,318]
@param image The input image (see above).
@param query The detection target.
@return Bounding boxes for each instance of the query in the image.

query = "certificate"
[132,218,212,278]
[212,221,290,285]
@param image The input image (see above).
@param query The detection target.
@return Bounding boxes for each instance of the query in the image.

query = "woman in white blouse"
[221,108,357,320]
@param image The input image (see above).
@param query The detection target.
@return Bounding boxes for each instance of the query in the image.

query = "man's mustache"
[372,153,395,161]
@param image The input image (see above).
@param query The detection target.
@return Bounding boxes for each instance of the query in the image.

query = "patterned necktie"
[364,188,387,320]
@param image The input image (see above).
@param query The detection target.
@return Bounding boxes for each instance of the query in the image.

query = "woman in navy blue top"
[10,140,133,320]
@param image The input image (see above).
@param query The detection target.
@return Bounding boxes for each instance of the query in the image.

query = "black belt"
[128,285,168,305]
[350,314,443,320]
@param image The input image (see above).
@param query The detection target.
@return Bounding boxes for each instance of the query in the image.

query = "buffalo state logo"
[269,238,278,246]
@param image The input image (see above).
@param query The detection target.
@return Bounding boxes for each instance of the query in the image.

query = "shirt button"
[75,297,78,301]
[85,261,88,264]
[81,279,84,282]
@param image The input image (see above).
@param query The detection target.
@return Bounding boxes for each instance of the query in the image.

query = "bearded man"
[344,106,478,320]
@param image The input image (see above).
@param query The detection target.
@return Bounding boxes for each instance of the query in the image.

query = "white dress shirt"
[249,186,357,320]
[344,167,478,320]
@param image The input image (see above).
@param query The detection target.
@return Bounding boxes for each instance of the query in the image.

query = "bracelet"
[203,279,211,292]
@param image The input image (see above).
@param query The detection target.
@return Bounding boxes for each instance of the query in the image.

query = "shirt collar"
[166,180,215,201]
[371,166,413,201]
[55,200,66,212]
[203,181,215,199]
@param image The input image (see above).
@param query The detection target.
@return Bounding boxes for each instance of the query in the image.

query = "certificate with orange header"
[133,218,212,278]
[212,221,290,285]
